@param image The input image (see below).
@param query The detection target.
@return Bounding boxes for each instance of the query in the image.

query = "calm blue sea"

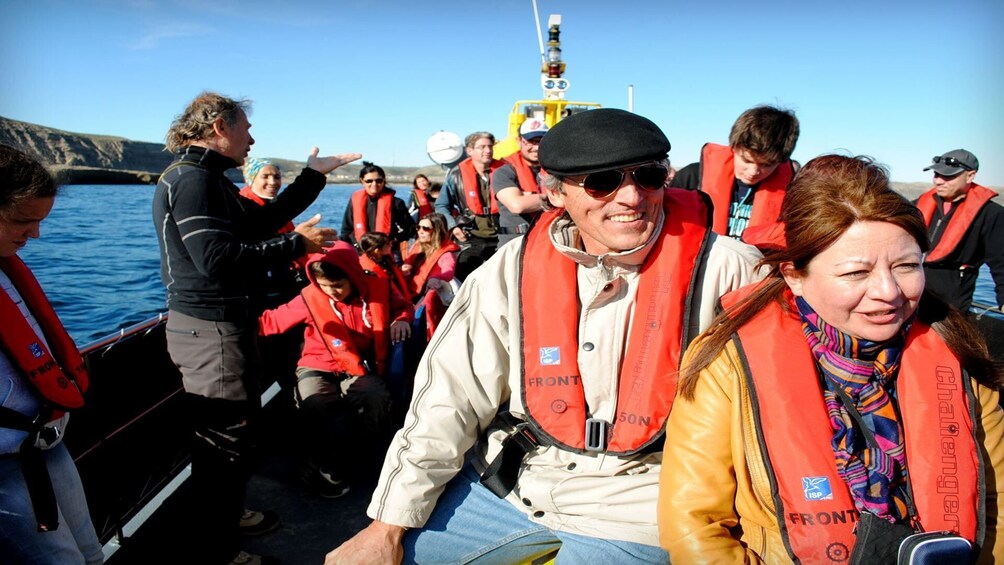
[19,183,356,345]
[18,183,1002,346]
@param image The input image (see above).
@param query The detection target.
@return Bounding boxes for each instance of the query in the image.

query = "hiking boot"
[303,467,350,499]
[230,550,280,565]
[239,509,280,536]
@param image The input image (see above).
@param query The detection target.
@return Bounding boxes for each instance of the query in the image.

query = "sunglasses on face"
[932,156,973,171]
[363,178,386,184]
[417,225,433,232]
[569,163,669,198]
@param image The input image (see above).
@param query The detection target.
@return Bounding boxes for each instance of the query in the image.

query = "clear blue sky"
[2,0,1002,186]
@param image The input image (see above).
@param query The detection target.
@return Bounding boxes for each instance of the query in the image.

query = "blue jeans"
[403,464,668,564]
[0,442,103,564]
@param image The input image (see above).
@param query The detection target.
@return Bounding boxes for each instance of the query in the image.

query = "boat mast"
[533,0,545,67]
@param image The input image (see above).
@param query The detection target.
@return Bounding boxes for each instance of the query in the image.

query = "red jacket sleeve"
[258,294,310,336]
[388,285,415,324]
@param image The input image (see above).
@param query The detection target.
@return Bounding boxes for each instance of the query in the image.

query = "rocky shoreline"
[0,115,444,186]
[0,114,962,201]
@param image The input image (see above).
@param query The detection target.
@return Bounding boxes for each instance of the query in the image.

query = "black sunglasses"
[932,156,973,171]
[417,225,433,231]
[570,163,669,198]
[363,178,386,184]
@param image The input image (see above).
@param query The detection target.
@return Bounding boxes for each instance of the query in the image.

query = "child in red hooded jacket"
[259,241,413,497]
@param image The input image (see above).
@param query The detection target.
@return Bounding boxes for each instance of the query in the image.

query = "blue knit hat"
[243,157,274,185]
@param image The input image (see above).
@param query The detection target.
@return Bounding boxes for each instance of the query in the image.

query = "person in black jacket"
[915,149,1004,311]
[152,90,360,565]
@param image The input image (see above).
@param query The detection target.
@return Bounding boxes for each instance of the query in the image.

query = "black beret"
[538,108,670,176]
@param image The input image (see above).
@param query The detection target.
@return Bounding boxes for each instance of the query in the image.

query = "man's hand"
[452,226,468,242]
[307,147,363,175]
[294,214,338,253]
[325,520,406,565]
[390,320,411,344]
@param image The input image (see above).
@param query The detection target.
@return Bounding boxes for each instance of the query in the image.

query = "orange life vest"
[0,255,88,412]
[501,152,541,193]
[238,186,295,234]
[412,189,433,219]
[518,189,711,454]
[459,158,504,216]
[351,189,393,243]
[699,143,792,236]
[916,184,997,263]
[300,279,392,376]
[733,293,982,562]
[359,254,412,303]
[404,241,460,297]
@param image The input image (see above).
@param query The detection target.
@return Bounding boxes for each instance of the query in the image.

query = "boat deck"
[104,395,382,564]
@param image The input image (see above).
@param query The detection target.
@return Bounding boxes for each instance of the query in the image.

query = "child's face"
[314,274,353,302]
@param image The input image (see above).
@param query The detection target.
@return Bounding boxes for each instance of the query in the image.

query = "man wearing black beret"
[327,109,764,564]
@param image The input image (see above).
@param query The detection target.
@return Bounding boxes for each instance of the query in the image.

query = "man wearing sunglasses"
[434,131,505,281]
[492,118,549,246]
[326,109,763,565]
[915,149,1004,312]
[670,105,799,246]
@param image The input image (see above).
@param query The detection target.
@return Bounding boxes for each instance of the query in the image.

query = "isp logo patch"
[802,476,833,501]
[28,342,44,358]
[332,339,343,348]
[539,347,560,366]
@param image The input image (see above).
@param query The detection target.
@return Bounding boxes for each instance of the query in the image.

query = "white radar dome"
[426,131,464,166]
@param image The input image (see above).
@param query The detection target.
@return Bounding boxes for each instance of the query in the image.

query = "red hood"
[304,241,371,300]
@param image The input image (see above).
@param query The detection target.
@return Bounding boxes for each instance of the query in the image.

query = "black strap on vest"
[1,406,60,532]
[479,418,540,498]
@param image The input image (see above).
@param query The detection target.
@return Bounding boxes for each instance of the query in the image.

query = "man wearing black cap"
[326,109,763,564]
[915,149,1004,311]
[492,118,549,246]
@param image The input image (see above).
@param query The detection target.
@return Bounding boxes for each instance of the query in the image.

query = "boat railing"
[970,300,1003,320]
[79,312,169,355]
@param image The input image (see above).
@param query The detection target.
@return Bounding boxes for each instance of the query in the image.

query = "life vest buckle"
[584,418,608,452]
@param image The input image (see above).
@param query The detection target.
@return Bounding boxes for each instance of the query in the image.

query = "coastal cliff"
[0,115,964,200]
[0,115,443,185]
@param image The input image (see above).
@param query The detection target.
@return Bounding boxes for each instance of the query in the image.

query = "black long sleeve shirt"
[153,146,326,321]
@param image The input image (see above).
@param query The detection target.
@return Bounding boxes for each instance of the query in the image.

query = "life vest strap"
[1,407,60,532]
[479,420,540,498]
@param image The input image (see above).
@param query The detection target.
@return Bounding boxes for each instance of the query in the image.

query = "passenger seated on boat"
[670,104,800,247]
[0,144,103,564]
[659,155,1004,563]
[238,157,309,308]
[434,131,505,281]
[358,231,413,303]
[407,174,434,222]
[325,109,765,565]
[258,242,413,498]
[340,161,415,259]
[400,213,459,341]
[492,118,549,246]
[915,149,1004,312]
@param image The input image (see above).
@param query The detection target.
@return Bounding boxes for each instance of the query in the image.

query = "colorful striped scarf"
[796,296,911,523]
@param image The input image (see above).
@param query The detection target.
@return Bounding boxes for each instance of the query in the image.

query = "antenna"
[532,0,545,66]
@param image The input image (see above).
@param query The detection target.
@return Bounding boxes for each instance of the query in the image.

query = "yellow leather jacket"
[658,339,1004,564]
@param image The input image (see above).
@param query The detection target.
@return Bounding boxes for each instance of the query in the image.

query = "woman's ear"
[780,261,804,297]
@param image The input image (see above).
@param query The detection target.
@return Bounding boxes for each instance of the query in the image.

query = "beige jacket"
[367,212,765,546]
[659,340,1004,563]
